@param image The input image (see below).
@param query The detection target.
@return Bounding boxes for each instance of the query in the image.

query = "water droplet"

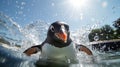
[94,34,99,41]
[51,3,55,6]
[21,2,26,6]
[67,59,71,63]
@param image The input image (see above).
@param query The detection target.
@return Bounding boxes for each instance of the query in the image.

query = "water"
[0,13,120,67]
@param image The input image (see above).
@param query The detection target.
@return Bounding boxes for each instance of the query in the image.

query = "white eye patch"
[50,25,55,32]
[61,25,65,32]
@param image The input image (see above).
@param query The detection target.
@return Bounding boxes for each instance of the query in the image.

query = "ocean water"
[0,13,120,67]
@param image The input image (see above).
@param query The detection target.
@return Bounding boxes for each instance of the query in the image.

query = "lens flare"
[69,0,89,9]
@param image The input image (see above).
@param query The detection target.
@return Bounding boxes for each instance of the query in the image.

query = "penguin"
[23,21,93,63]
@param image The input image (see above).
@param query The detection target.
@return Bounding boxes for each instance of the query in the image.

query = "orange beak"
[55,32,67,43]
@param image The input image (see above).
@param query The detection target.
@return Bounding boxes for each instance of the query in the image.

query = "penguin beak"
[55,31,67,43]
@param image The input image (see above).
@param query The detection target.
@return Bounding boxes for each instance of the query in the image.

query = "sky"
[0,0,120,30]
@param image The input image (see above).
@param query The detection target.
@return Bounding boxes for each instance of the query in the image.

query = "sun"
[69,0,89,9]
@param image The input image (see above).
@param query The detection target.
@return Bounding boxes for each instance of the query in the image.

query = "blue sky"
[0,0,120,30]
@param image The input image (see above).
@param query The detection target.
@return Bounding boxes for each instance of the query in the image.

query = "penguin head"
[47,21,70,44]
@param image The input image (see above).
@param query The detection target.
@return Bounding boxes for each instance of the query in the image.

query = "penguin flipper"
[23,45,42,56]
[76,45,93,55]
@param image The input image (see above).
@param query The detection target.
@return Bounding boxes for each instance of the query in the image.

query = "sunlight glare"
[69,0,88,8]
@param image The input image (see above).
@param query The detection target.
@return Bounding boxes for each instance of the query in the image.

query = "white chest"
[41,43,78,63]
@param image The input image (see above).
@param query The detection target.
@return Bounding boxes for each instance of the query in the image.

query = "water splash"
[1,13,120,67]
[0,13,48,67]
[22,20,48,45]
[0,12,23,47]
[0,13,49,52]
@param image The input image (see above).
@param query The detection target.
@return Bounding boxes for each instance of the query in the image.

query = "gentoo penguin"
[23,21,93,63]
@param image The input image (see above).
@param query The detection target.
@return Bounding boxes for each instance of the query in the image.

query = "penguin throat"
[50,39,72,48]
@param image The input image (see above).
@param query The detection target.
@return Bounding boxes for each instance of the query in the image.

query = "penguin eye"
[50,25,55,32]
